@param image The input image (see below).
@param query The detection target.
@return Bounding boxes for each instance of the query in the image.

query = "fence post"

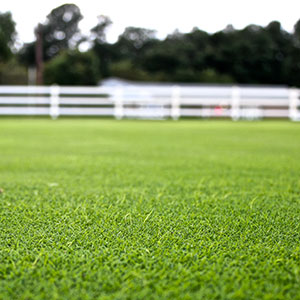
[50,85,60,119]
[171,85,181,120]
[289,88,299,121]
[114,86,124,120]
[231,86,240,120]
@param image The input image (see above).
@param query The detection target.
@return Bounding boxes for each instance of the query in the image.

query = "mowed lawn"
[0,119,300,300]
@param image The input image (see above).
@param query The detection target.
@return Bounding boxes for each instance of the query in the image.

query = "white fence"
[0,85,299,120]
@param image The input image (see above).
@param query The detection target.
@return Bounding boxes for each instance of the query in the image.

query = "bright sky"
[2,0,300,45]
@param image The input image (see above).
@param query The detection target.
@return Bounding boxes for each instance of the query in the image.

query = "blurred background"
[0,1,300,87]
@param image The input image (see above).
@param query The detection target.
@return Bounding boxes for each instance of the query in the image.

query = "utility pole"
[35,24,43,85]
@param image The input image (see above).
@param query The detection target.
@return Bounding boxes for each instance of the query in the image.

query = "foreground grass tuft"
[0,119,300,299]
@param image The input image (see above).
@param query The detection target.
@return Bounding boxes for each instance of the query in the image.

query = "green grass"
[0,119,300,300]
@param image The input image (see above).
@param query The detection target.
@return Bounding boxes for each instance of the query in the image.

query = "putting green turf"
[0,119,300,299]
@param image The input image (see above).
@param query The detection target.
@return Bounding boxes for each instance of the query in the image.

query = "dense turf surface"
[0,119,300,299]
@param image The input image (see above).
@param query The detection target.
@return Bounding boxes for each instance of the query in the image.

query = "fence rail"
[0,85,299,120]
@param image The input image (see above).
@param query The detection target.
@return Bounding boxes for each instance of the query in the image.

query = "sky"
[1,0,300,45]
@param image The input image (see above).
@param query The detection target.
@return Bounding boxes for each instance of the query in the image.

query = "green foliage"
[19,4,83,66]
[286,20,300,87]
[0,60,27,84]
[90,15,112,44]
[42,4,83,59]
[141,44,181,75]
[0,119,300,299]
[89,15,113,78]
[198,69,235,83]
[44,50,100,85]
[110,60,153,81]
[114,27,157,61]
[11,4,300,87]
[94,20,300,86]
[0,11,16,62]
[0,12,26,84]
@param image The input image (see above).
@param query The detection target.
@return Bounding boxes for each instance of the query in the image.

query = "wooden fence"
[0,85,299,120]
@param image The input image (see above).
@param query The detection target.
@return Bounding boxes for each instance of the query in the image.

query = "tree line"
[1,3,300,86]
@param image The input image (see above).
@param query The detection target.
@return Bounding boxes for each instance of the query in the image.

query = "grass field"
[0,119,300,299]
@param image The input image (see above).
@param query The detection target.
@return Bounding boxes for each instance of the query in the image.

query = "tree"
[294,19,300,46]
[90,15,112,44]
[19,4,83,66]
[44,50,100,85]
[42,4,83,59]
[92,26,159,80]
[141,30,204,82]
[0,11,16,62]
[0,12,25,85]
[114,27,158,62]
[286,19,300,86]
[90,15,113,77]
[17,7,300,87]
